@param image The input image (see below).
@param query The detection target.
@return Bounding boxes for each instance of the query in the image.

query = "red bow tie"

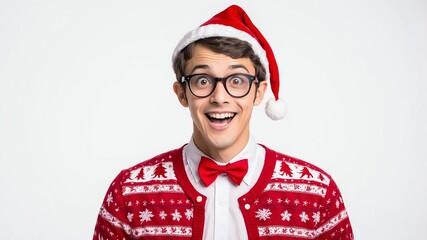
[198,156,248,187]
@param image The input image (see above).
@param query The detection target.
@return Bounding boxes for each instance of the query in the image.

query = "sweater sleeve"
[93,171,132,240]
[315,177,353,239]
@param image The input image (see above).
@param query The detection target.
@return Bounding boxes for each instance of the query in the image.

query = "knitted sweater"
[93,145,353,239]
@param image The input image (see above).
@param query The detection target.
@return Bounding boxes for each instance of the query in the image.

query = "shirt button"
[196,196,203,203]
[245,204,250,210]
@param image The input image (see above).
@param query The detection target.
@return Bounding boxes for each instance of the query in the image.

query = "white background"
[1,0,426,239]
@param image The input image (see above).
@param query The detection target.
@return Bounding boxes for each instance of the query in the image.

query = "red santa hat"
[172,5,286,120]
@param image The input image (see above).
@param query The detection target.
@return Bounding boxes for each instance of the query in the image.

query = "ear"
[253,81,268,106]
[173,81,189,107]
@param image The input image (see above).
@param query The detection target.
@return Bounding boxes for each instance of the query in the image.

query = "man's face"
[173,44,267,162]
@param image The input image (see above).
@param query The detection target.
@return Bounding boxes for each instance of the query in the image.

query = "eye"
[193,75,213,88]
[228,75,247,86]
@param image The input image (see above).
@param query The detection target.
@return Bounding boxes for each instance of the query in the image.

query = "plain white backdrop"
[1,0,426,239]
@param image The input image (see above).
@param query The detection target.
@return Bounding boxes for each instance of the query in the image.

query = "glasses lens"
[189,74,214,97]
[226,74,251,97]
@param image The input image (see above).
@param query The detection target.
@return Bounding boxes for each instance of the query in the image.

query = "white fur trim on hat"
[265,98,287,120]
[172,24,270,81]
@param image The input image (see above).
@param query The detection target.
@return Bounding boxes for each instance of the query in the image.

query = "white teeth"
[208,113,235,119]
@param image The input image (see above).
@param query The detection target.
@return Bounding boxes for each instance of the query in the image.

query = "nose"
[210,81,229,104]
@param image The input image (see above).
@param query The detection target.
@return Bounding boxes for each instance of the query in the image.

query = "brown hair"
[172,37,266,83]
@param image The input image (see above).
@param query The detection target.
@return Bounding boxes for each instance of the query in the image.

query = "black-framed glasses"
[180,73,259,98]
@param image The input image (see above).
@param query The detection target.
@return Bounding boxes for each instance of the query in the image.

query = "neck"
[202,147,237,163]
[192,133,250,163]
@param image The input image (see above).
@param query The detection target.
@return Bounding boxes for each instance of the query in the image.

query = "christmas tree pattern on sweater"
[93,147,353,239]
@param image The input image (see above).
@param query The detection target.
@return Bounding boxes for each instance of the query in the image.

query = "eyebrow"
[190,64,250,74]
[228,64,250,72]
[190,64,209,73]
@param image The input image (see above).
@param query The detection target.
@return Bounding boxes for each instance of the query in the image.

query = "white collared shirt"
[183,136,265,240]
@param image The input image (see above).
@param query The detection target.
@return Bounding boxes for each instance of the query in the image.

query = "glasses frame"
[180,73,259,98]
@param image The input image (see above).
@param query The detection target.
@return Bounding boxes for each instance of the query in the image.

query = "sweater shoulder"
[277,150,331,176]
[263,145,334,186]
[128,147,183,171]
[115,146,184,184]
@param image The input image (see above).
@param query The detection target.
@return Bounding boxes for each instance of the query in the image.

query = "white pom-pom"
[265,98,287,120]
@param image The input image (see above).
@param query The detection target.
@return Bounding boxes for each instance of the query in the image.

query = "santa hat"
[172,5,286,120]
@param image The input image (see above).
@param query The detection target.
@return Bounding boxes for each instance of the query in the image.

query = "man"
[93,5,353,240]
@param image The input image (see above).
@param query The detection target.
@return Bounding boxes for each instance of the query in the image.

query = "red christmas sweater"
[93,145,353,239]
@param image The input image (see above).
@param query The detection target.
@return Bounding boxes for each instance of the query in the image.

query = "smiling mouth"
[206,113,236,124]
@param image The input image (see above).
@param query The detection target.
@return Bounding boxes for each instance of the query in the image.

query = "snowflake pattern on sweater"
[93,146,353,239]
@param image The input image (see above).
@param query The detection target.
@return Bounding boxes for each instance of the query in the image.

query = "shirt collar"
[184,135,260,186]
